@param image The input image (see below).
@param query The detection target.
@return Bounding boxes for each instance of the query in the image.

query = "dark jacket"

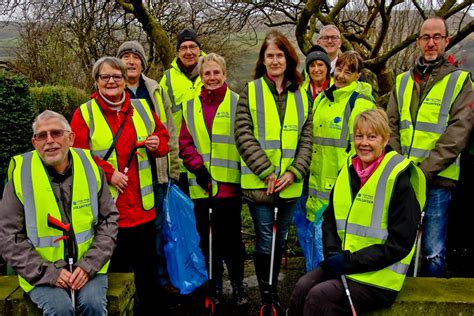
[234,75,313,204]
[387,55,473,187]
[0,159,119,286]
[322,151,421,275]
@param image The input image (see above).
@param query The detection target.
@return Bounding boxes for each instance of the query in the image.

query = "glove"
[194,165,211,192]
[321,252,346,276]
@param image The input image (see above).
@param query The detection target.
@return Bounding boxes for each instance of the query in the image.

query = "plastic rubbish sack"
[163,182,208,294]
[294,195,324,272]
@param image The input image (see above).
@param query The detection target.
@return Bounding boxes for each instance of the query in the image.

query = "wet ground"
[161,257,306,316]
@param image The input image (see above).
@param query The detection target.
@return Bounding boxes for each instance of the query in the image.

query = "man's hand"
[55,268,72,289]
[69,266,89,290]
[111,171,128,193]
[144,135,160,152]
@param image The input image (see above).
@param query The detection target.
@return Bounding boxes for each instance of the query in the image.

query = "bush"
[30,85,89,121]
[0,71,36,195]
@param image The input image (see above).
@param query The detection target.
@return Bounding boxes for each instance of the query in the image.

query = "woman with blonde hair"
[291,109,426,315]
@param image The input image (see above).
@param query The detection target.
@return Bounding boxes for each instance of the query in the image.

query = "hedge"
[30,85,89,121]
[0,71,36,195]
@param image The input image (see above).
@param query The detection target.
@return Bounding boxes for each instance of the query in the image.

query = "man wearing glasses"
[316,25,342,74]
[0,110,119,315]
[160,28,204,195]
[387,16,473,277]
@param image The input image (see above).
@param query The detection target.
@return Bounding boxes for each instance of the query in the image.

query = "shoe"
[271,293,288,316]
[231,282,250,309]
[161,284,180,297]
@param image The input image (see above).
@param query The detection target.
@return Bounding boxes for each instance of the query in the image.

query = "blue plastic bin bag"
[294,195,324,272]
[163,182,208,294]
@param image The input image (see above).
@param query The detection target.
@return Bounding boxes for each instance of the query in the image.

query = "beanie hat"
[305,45,331,78]
[117,41,147,69]
[176,28,200,51]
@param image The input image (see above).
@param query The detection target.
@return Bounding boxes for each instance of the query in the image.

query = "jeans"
[154,183,170,286]
[248,200,297,254]
[421,185,452,277]
[29,274,108,316]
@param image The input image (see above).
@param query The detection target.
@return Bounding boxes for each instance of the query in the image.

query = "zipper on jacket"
[342,162,355,250]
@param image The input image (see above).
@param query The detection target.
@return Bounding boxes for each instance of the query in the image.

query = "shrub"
[0,71,36,195]
[30,85,89,121]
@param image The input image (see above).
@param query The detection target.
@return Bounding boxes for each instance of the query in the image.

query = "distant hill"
[0,21,20,60]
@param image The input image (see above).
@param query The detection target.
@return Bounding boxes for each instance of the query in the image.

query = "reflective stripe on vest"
[240,78,308,199]
[79,99,155,209]
[183,89,240,199]
[396,70,469,180]
[306,85,375,222]
[153,88,167,125]
[10,148,108,292]
[333,151,426,291]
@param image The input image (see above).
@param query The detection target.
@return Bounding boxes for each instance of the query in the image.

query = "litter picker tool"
[47,214,75,309]
[341,274,357,316]
[259,207,279,316]
[203,184,215,315]
[413,211,425,277]
[113,140,145,203]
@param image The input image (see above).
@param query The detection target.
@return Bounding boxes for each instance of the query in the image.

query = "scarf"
[352,151,386,187]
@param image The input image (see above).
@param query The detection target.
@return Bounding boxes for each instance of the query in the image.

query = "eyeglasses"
[319,35,340,42]
[34,129,70,141]
[98,74,123,82]
[418,34,446,44]
[178,44,199,52]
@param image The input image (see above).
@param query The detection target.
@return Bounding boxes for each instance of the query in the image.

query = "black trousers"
[193,197,246,285]
[290,267,397,316]
[109,220,158,316]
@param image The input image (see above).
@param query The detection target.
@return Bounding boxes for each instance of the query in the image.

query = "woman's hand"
[111,171,128,193]
[274,171,296,193]
[264,173,276,195]
[144,135,160,152]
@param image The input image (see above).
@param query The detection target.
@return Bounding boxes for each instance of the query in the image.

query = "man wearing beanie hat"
[160,28,204,196]
[302,45,332,101]
[117,40,181,301]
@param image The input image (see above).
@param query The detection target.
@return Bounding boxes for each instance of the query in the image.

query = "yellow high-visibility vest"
[79,99,155,210]
[182,89,240,199]
[396,70,470,181]
[9,148,108,292]
[333,151,426,291]
[240,78,309,199]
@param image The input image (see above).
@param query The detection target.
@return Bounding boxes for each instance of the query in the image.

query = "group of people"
[0,15,472,316]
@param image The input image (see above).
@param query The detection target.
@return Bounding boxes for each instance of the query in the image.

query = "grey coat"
[0,159,119,286]
[142,74,180,183]
[387,55,473,187]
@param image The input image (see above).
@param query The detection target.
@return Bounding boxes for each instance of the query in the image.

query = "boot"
[253,252,272,304]
[231,282,250,309]
[254,251,288,316]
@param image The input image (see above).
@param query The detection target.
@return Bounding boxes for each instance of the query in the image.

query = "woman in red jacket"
[71,56,169,315]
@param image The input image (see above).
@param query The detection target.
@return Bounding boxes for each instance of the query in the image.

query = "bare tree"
[292,0,473,99]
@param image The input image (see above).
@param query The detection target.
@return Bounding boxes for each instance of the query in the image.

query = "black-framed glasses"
[34,129,70,141]
[178,44,199,52]
[319,35,340,42]
[98,74,123,82]
[418,34,446,44]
